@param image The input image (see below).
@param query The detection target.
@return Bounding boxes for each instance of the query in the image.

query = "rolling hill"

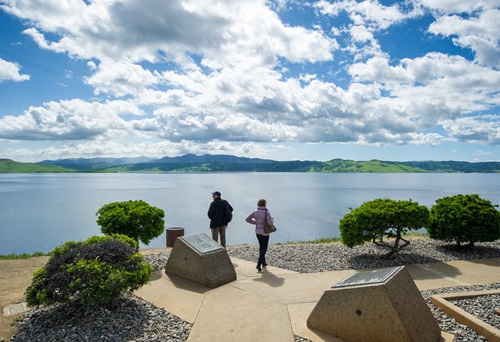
[0,159,74,173]
[1,155,499,173]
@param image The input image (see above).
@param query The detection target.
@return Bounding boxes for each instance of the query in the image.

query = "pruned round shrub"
[25,234,153,310]
[96,200,165,248]
[428,194,500,247]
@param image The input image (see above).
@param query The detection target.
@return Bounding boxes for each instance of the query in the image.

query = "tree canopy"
[96,200,165,248]
[339,198,429,258]
[428,194,500,247]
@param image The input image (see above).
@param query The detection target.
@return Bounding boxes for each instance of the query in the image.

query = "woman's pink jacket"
[245,206,274,236]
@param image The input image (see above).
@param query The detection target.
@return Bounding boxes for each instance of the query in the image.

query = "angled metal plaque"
[182,233,223,254]
[332,266,403,288]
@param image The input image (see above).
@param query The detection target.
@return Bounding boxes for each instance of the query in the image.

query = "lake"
[1,172,499,255]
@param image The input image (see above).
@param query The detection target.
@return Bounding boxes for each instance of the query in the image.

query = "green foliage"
[339,198,429,258]
[96,200,165,246]
[401,161,500,173]
[4,156,500,173]
[428,194,500,247]
[104,159,500,173]
[308,159,427,173]
[0,159,73,173]
[0,251,47,260]
[25,234,153,309]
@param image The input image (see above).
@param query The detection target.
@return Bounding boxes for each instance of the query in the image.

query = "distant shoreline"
[2,155,500,173]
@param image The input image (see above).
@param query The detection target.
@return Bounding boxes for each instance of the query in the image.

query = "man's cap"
[212,191,221,197]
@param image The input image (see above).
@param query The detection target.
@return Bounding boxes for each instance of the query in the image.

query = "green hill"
[2,155,500,173]
[307,159,427,173]
[0,159,74,173]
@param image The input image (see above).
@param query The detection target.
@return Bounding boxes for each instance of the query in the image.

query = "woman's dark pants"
[256,234,270,267]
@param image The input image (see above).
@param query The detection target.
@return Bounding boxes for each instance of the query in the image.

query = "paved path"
[134,257,500,342]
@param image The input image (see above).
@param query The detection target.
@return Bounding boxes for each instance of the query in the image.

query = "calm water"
[1,173,499,255]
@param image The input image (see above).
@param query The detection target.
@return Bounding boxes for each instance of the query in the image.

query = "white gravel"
[12,238,500,342]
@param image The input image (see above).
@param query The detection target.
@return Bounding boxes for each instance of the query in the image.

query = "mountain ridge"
[1,155,499,173]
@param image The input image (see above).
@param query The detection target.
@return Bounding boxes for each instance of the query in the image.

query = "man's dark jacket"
[208,197,233,228]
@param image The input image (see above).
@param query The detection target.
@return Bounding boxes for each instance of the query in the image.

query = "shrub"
[25,234,153,310]
[339,198,429,259]
[428,194,500,247]
[96,200,165,249]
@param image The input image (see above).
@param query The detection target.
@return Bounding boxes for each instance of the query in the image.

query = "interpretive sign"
[183,233,223,254]
[333,266,402,288]
[165,233,236,288]
[308,266,442,342]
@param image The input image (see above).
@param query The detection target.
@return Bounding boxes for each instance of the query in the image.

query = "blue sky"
[0,0,499,163]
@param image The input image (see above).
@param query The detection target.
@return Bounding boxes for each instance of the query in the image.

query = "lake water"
[1,173,499,255]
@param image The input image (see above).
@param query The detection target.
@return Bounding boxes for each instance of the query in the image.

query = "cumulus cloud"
[0,0,498,161]
[0,58,30,82]
[415,0,498,13]
[0,99,143,140]
[428,8,500,67]
[84,61,161,97]
[316,0,421,30]
[442,115,500,145]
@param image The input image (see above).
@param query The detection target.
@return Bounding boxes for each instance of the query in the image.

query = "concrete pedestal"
[307,266,441,342]
[165,233,236,288]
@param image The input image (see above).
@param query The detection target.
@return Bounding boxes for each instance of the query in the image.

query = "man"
[207,191,233,248]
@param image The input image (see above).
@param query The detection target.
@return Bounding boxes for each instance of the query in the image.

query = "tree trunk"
[105,298,117,311]
[374,231,410,260]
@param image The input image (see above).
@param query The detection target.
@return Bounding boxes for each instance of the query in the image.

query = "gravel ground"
[12,239,500,342]
[422,284,500,342]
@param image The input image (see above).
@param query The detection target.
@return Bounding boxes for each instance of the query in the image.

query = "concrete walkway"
[134,257,500,342]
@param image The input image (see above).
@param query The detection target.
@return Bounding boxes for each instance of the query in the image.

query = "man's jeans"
[211,225,227,247]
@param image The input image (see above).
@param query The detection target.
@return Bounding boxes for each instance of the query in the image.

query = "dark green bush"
[428,194,500,247]
[96,200,165,248]
[339,198,429,258]
[25,234,153,310]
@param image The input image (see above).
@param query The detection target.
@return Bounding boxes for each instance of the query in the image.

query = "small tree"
[96,200,165,249]
[25,234,153,310]
[339,198,429,259]
[428,194,500,247]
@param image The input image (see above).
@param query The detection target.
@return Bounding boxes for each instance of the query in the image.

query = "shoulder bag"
[263,209,277,234]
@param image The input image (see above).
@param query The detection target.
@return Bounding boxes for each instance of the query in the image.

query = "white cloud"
[315,0,422,30]
[0,0,498,162]
[85,61,161,97]
[428,8,500,67]
[0,99,143,140]
[0,58,30,82]
[347,53,500,144]
[5,0,336,66]
[442,115,500,144]
[415,0,499,13]
[0,138,279,162]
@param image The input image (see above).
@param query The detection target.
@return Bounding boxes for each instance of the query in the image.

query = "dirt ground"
[0,249,167,340]
[0,256,49,340]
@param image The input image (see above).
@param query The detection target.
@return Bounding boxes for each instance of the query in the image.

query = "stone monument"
[165,233,236,288]
[307,266,442,342]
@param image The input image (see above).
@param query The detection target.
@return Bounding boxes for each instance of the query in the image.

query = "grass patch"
[0,251,47,260]
[274,237,342,245]
[273,232,429,246]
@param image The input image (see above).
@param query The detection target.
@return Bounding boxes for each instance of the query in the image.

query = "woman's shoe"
[256,265,262,272]
[263,263,268,267]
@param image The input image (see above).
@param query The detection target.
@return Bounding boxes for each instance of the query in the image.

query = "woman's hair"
[257,199,267,207]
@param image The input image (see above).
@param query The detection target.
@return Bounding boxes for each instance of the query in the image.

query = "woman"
[245,199,274,272]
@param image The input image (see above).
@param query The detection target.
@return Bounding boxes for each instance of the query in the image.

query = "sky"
[0,0,499,163]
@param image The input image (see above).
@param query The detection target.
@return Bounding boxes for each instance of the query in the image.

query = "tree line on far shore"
[2,155,500,173]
